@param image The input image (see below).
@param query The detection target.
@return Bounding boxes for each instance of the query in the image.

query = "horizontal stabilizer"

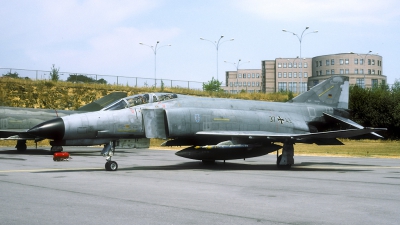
[323,113,384,138]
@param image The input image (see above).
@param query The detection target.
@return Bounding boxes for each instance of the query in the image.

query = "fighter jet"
[26,76,386,171]
[0,92,127,151]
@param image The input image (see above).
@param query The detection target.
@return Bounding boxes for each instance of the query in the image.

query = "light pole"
[224,59,250,93]
[200,36,234,83]
[139,41,171,87]
[357,50,372,88]
[287,56,299,93]
[282,27,318,93]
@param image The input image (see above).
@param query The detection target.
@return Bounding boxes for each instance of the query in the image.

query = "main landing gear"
[276,142,294,170]
[16,140,27,151]
[102,141,118,171]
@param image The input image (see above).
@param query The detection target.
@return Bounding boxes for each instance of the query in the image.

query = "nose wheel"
[102,141,119,171]
[105,161,118,171]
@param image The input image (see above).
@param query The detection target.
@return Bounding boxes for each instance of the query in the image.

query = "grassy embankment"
[1,78,398,158]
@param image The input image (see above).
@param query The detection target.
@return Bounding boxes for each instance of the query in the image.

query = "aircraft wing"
[196,128,386,143]
[0,130,41,141]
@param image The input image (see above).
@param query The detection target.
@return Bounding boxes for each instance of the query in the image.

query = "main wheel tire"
[105,161,118,171]
[16,143,27,151]
[276,155,292,170]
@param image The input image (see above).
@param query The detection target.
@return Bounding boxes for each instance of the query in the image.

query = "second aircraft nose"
[28,117,65,140]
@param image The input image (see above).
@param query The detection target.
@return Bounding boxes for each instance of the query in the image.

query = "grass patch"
[294,139,400,158]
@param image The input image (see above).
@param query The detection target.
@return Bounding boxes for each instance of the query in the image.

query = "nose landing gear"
[102,141,118,171]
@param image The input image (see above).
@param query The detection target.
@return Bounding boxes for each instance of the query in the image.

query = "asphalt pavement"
[0,146,399,225]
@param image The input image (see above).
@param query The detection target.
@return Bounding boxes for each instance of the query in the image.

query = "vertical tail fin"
[289,76,349,109]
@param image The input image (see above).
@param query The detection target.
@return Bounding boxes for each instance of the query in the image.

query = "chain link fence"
[0,68,204,90]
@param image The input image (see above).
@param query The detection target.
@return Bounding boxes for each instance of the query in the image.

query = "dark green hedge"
[349,82,400,139]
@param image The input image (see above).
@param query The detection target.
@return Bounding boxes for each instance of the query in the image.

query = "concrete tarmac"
[0,146,399,225]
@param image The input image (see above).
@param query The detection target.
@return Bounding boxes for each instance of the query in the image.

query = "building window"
[319,61,322,66]
[256,73,260,78]
[247,74,251,78]
[355,69,358,74]
[288,63,292,68]
[239,82,242,87]
[230,82,233,87]
[248,82,251,86]
[301,82,307,92]
[278,72,282,78]
[331,69,335,74]
[372,69,375,74]
[243,82,247,87]
[238,74,242,78]
[298,63,302,68]
[368,59,371,65]
[299,72,302,78]
[345,69,349,74]
[304,62,308,68]
[278,63,282,68]
[354,58,358,64]
[234,82,237,87]
[368,69,371,74]
[316,61,319,67]
[360,59,364,65]
[326,60,330,66]
[252,73,255,78]
[293,63,297,68]
[293,72,297,78]
[345,59,349,65]
[283,63,287,68]
[252,82,255,87]
[356,78,365,88]
[360,69,364,74]
[304,72,308,77]
[326,70,330,75]
[372,79,378,87]
[288,72,292,78]
[340,69,344,74]
[331,59,335,65]
[283,72,287,78]
[256,82,260,86]
[278,82,287,92]
[292,82,297,92]
[320,70,322,75]
[372,59,375,65]
[315,71,319,76]
[340,59,344,65]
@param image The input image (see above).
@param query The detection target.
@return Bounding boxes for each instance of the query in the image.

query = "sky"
[1,0,399,88]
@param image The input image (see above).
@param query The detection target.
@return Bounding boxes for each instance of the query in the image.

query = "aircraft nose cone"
[28,117,65,140]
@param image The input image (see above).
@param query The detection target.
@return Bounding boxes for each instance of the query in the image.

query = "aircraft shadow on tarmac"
[33,161,373,173]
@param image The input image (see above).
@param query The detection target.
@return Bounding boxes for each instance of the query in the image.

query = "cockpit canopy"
[101,93,178,111]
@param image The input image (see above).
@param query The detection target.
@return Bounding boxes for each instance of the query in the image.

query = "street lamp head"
[368,50,372,53]
[306,26,309,29]
[314,30,318,33]
[157,41,160,43]
[221,35,224,38]
[200,37,204,40]
[139,42,143,45]
[230,38,234,41]
[282,29,286,32]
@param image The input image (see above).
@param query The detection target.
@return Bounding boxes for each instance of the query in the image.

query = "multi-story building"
[222,53,386,93]
[224,69,262,93]
[308,53,384,88]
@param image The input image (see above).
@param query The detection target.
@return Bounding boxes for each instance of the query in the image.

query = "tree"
[49,64,60,81]
[67,74,107,84]
[3,71,20,78]
[203,77,222,92]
